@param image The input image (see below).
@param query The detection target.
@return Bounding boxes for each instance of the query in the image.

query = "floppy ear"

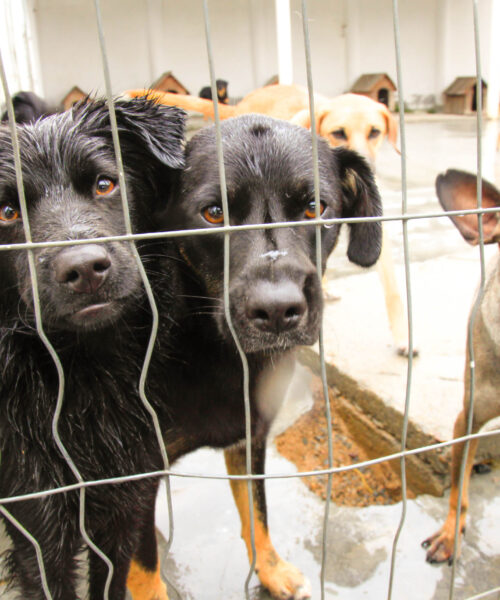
[291,104,331,134]
[436,169,500,245]
[334,146,383,267]
[380,103,400,154]
[78,96,186,170]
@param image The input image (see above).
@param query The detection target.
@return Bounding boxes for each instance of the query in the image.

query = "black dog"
[199,78,229,104]
[0,97,185,599]
[1,90,55,125]
[162,114,383,599]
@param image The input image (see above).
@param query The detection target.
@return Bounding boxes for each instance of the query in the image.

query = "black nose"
[245,280,307,334]
[54,245,111,294]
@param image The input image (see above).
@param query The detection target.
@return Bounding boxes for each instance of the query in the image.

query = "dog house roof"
[350,73,396,93]
[443,77,487,96]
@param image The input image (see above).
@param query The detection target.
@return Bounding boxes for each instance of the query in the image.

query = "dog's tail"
[123,89,236,120]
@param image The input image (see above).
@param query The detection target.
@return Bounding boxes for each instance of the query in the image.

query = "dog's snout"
[246,280,307,334]
[54,245,111,294]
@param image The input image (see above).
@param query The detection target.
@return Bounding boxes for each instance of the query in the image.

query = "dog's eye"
[369,127,381,139]
[304,201,326,219]
[95,177,116,196]
[0,203,20,223]
[203,205,224,224]
[331,128,347,141]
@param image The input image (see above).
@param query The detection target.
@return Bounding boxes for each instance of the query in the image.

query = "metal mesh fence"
[0,1,499,599]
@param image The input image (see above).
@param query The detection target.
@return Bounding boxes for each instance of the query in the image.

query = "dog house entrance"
[377,88,389,107]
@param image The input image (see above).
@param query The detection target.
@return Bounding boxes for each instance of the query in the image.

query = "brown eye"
[203,205,224,224]
[304,201,326,219]
[95,176,116,196]
[368,127,381,139]
[0,203,20,223]
[331,128,347,141]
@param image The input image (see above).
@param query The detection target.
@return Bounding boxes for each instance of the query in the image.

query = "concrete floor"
[2,116,500,599]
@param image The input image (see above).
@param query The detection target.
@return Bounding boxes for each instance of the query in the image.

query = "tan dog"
[422,169,500,564]
[126,84,412,355]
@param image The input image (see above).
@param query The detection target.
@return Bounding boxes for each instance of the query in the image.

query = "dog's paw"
[396,343,419,358]
[421,525,462,565]
[257,558,311,600]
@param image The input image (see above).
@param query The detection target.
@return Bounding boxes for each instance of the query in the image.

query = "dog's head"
[0,97,185,332]
[436,169,500,245]
[291,93,399,165]
[168,114,382,353]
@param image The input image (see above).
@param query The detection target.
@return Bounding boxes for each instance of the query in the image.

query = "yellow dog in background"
[126,84,413,356]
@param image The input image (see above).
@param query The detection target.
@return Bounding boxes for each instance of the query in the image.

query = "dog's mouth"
[72,302,114,323]
[64,299,128,331]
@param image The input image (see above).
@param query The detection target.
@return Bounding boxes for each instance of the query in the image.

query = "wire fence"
[0,1,499,599]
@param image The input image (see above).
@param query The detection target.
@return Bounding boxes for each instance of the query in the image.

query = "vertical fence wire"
[0,40,115,600]
[387,0,415,597]
[92,0,178,578]
[299,2,335,598]
[448,1,487,599]
[202,2,256,597]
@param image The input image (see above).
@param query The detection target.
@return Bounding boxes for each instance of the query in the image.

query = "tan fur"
[127,559,168,600]
[423,169,500,563]
[224,445,310,599]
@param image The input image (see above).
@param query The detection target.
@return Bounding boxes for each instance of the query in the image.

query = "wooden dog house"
[150,71,189,95]
[443,77,487,114]
[350,73,397,111]
[62,86,87,110]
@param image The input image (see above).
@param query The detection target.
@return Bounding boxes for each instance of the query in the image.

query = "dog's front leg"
[376,224,418,357]
[224,441,311,600]
[422,409,479,564]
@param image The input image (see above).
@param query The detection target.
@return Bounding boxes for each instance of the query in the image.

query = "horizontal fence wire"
[0,0,498,599]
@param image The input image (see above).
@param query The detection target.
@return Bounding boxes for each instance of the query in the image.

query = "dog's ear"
[436,169,500,245]
[334,147,383,267]
[379,103,400,154]
[291,104,331,134]
[80,97,186,170]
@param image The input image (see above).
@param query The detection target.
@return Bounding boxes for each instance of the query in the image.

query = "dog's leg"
[422,409,479,563]
[127,498,168,600]
[376,224,417,357]
[1,491,81,600]
[225,441,311,600]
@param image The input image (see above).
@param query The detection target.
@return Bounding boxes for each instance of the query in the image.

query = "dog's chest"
[480,258,500,353]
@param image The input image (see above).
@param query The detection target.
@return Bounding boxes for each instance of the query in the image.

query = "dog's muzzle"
[54,244,111,294]
[245,279,307,335]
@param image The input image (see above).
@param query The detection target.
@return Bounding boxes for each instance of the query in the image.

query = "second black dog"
[162,114,383,599]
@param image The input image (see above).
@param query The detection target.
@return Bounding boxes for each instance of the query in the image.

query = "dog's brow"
[260,250,288,261]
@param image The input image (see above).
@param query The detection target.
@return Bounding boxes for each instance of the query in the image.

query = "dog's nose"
[246,280,307,334]
[54,245,111,294]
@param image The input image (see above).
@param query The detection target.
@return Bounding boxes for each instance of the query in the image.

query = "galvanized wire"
[92,0,178,570]
[387,0,415,597]
[448,2,488,599]
[202,2,256,597]
[0,40,110,600]
[299,2,334,598]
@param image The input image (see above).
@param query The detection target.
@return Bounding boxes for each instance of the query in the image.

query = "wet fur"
[0,97,185,599]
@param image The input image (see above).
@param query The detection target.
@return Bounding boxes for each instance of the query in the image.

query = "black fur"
[0,97,185,599]
[198,79,229,104]
[1,91,56,125]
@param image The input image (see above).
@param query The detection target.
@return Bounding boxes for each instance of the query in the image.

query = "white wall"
[25,0,500,113]
[32,0,278,106]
